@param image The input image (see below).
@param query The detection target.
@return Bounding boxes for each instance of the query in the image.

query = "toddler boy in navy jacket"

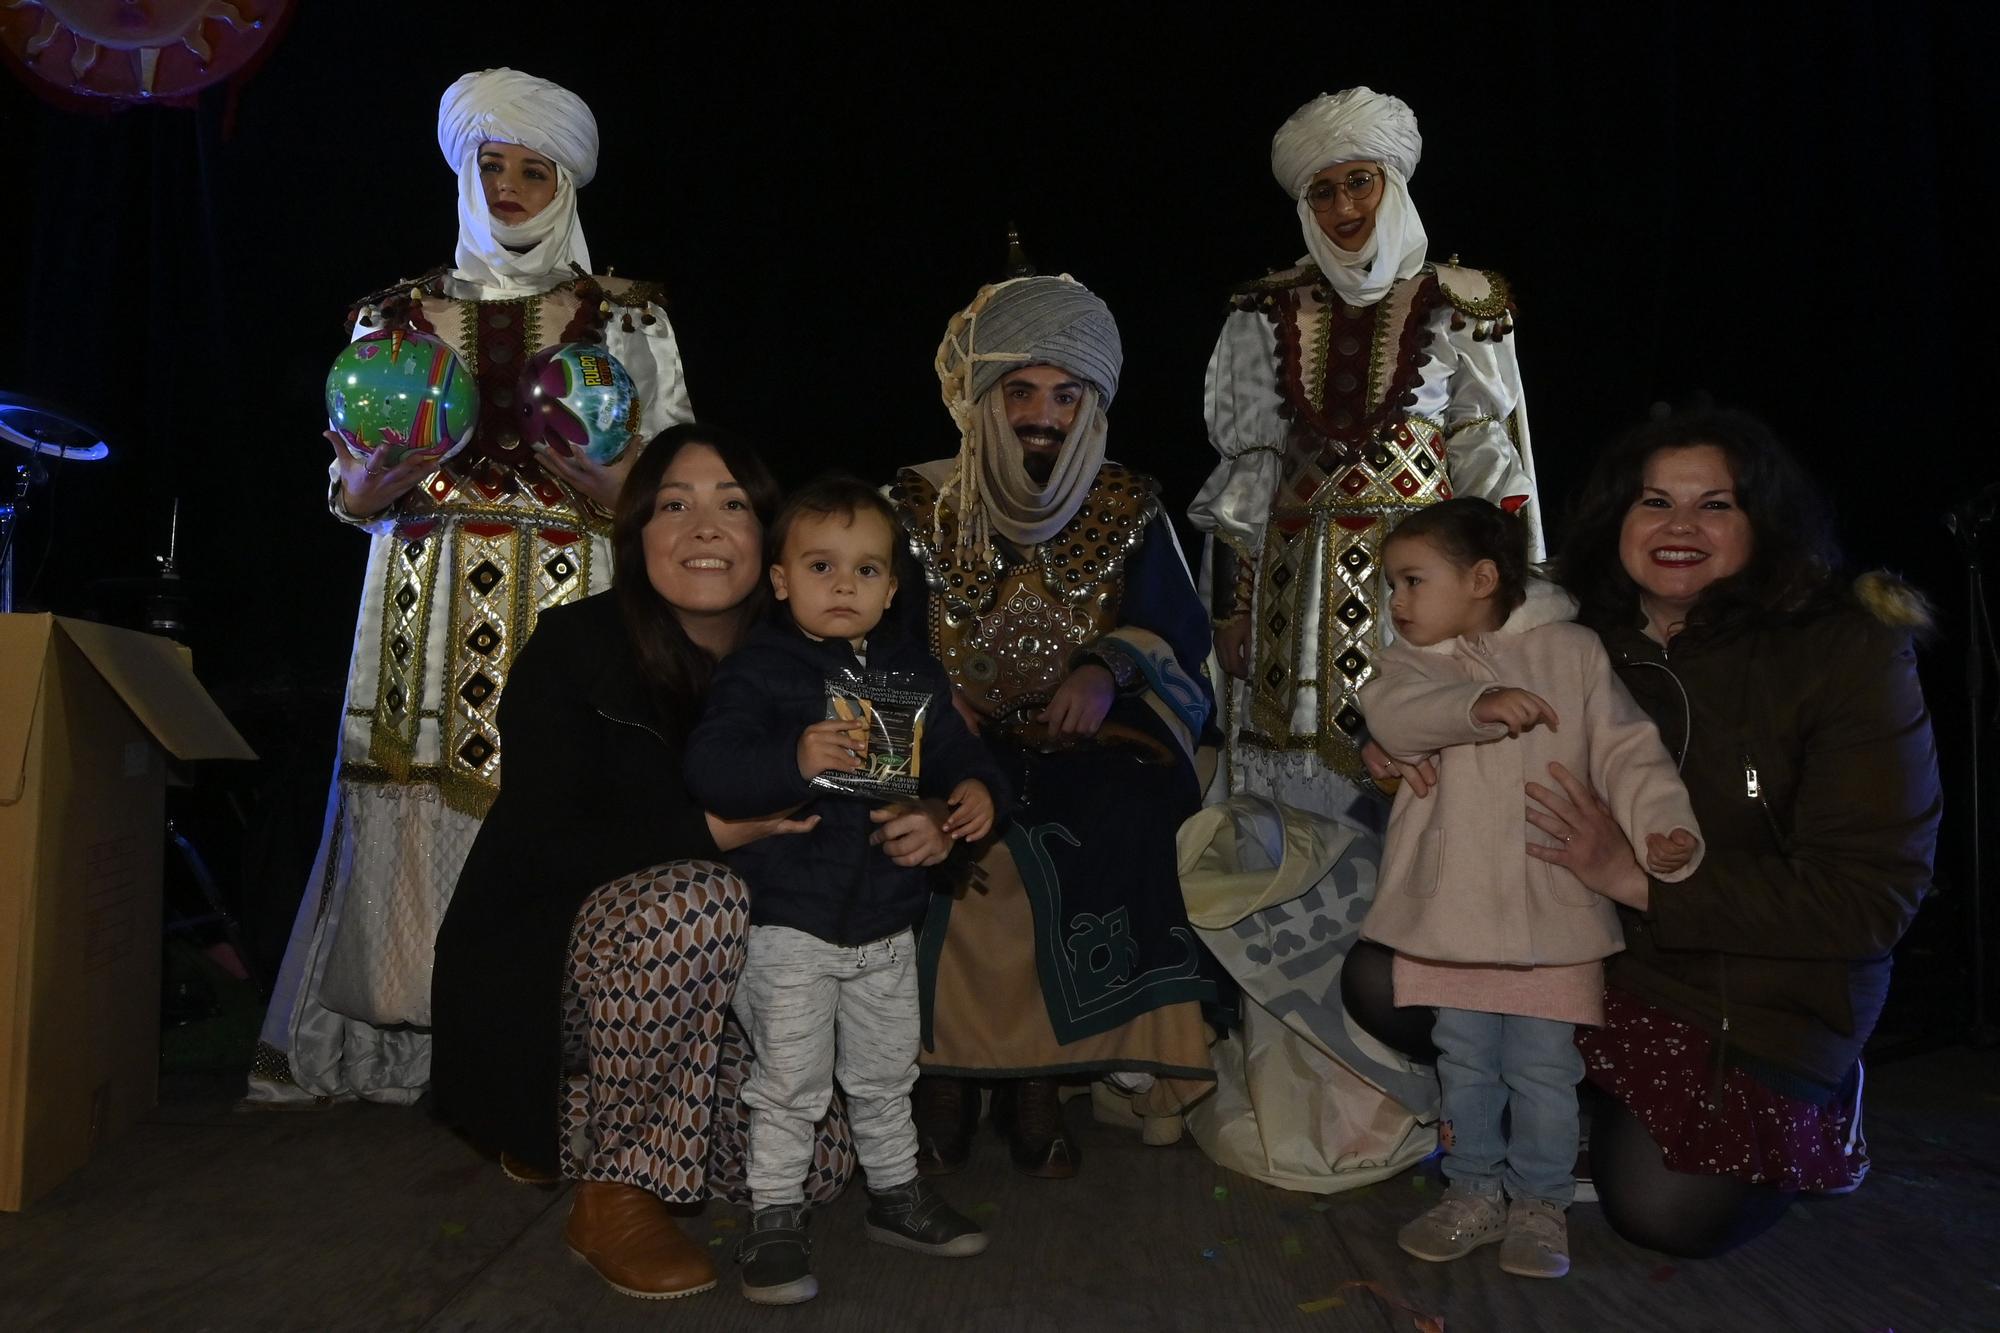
[686,477,1006,1306]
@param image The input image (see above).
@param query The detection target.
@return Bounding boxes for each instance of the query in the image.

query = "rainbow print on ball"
[325,330,478,466]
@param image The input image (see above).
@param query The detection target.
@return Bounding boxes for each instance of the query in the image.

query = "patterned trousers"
[558,860,855,1205]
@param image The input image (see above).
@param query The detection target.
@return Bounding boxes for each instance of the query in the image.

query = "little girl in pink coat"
[1357,498,1703,1280]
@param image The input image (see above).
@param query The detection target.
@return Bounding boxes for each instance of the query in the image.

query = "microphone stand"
[0,457,46,614]
[1947,482,2000,1046]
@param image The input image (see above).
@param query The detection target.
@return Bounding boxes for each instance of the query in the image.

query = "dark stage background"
[6,4,1995,1041]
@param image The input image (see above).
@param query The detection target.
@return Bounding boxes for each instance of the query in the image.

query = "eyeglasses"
[1303,169,1382,213]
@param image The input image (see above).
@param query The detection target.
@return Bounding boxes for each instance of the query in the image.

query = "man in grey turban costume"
[889,275,1219,1178]
[249,67,695,1108]
[1184,88,1542,1193]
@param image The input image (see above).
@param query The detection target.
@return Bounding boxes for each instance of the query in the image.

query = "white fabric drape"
[1295,169,1428,309]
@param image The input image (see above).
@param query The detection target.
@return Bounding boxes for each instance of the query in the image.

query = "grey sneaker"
[1498,1197,1570,1279]
[1397,1185,1507,1262]
[865,1176,989,1257]
[738,1205,816,1305]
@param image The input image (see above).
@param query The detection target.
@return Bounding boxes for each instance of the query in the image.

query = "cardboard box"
[0,615,254,1210]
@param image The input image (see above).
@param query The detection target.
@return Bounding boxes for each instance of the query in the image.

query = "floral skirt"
[1575,987,1866,1192]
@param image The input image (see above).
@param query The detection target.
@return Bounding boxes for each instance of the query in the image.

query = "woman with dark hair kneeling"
[431,425,856,1300]
[1524,407,1940,1256]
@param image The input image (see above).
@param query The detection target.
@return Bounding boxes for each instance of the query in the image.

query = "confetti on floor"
[1297,1295,1347,1313]
[708,1236,726,1248]
[1282,1234,1304,1258]
[1200,1246,1220,1261]
[969,1202,999,1219]
[440,1222,466,1238]
[712,1218,737,1230]
[1212,1185,1230,1201]
[1338,1279,1445,1332]
[1411,1176,1427,1190]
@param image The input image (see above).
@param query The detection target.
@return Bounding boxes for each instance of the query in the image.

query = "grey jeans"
[734,924,920,1205]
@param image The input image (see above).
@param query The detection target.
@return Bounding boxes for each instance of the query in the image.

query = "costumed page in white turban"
[438,68,600,297]
[1272,87,1428,308]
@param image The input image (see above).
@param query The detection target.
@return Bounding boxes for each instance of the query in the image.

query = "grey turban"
[950,275,1123,408]
[1270,86,1422,198]
[438,67,600,186]
[931,274,1124,557]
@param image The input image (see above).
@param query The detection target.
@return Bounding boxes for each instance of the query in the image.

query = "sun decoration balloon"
[517,343,640,466]
[325,331,478,468]
[0,1,289,105]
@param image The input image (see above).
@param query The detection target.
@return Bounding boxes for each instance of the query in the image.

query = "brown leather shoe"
[564,1180,718,1300]
[994,1077,1080,1179]
[913,1075,980,1176]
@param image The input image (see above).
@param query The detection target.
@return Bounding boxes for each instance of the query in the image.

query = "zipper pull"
[1741,755,1761,800]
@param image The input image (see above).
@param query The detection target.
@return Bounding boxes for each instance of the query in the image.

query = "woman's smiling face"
[1618,444,1755,632]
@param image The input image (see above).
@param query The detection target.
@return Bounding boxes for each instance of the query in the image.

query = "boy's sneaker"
[1498,1197,1570,1279]
[738,1205,817,1305]
[1396,1185,1506,1262]
[864,1176,989,1257]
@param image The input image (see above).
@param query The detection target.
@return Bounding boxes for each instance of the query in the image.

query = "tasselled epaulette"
[1228,263,1322,312]
[575,272,670,335]
[347,266,453,331]
[1433,258,1516,341]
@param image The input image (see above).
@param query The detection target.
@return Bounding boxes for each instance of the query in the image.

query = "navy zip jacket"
[685,617,1010,946]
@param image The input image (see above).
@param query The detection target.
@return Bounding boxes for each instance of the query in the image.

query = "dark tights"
[1339,939,1439,1063]
[1591,1095,1795,1257]
[1341,938,1794,1257]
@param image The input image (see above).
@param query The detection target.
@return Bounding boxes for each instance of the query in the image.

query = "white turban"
[437,68,599,297]
[1270,87,1428,308]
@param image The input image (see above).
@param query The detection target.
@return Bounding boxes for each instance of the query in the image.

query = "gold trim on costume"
[893,464,1157,723]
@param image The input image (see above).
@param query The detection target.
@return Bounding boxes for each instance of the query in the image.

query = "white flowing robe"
[1183,261,1540,1191]
[251,272,691,1104]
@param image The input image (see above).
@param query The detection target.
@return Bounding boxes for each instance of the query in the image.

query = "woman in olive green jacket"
[1527,408,1940,1257]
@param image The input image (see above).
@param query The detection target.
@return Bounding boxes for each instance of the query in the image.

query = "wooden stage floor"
[2,1044,1996,1331]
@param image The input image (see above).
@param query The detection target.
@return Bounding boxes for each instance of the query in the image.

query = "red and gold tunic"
[293,269,691,1032]
[1193,260,1538,789]
[337,270,686,816]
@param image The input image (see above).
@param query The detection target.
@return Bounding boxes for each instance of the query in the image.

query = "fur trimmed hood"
[1853,570,1934,634]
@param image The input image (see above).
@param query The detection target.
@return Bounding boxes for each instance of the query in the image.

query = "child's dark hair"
[766,474,903,565]
[1384,498,1532,613]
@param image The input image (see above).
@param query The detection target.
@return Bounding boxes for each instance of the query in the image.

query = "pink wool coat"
[1357,580,1703,967]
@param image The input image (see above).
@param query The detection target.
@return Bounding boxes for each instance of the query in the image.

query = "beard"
[1019,429,1062,483]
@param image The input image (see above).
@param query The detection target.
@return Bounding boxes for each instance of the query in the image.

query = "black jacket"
[685,618,1010,946]
[431,591,721,1166]
[1599,581,1940,1101]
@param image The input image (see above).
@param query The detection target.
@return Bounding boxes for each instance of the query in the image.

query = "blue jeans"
[1433,1006,1583,1205]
